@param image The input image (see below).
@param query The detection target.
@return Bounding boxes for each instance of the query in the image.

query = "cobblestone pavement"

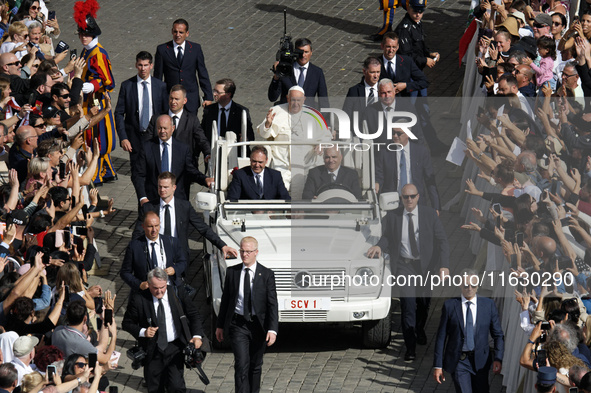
[46,0,506,392]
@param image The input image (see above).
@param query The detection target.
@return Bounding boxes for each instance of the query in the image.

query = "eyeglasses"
[74,362,87,368]
[5,61,20,67]
[462,285,478,289]
[401,194,418,200]
[392,131,405,137]
[533,22,547,28]
[239,249,257,255]
[563,73,577,78]
[552,22,563,26]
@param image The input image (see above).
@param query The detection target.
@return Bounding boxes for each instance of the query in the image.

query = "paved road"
[44,0,507,392]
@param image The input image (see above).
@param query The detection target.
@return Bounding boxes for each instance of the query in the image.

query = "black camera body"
[127,343,147,370]
[275,36,303,78]
[273,9,303,78]
[183,343,205,369]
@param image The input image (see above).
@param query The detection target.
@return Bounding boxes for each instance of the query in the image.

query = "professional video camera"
[184,343,210,385]
[126,342,146,370]
[273,9,303,78]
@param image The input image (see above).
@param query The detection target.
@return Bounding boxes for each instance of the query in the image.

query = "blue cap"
[537,367,557,384]
[407,0,426,11]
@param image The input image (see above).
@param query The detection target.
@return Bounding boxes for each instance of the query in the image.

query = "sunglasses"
[463,285,478,289]
[402,194,418,200]
[5,61,19,66]
[74,362,87,368]
[30,6,38,10]
[393,131,406,137]
[58,94,70,99]
[533,22,548,28]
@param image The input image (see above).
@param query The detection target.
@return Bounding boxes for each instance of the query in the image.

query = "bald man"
[368,183,449,361]
[133,114,211,204]
[8,124,64,183]
[0,53,27,100]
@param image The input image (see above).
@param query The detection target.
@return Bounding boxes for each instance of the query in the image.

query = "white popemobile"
[196,122,400,349]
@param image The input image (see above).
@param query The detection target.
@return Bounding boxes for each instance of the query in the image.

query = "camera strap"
[169,286,192,343]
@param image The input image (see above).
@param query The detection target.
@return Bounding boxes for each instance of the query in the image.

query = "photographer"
[267,37,329,111]
[122,267,204,393]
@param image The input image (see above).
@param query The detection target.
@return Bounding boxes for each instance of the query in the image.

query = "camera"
[273,9,303,78]
[126,343,146,370]
[183,343,205,369]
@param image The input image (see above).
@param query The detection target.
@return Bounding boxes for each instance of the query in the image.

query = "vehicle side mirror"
[379,192,399,211]
[196,192,218,212]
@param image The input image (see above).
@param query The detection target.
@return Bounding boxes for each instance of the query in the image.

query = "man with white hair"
[258,86,332,197]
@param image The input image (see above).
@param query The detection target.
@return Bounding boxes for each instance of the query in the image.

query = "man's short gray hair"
[148,267,168,283]
[378,78,394,90]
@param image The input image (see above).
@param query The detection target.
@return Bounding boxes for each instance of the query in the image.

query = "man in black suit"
[115,51,168,173]
[364,78,425,144]
[367,183,449,361]
[342,56,381,122]
[302,146,362,200]
[135,172,238,259]
[120,211,187,291]
[122,267,204,393]
[268,38,329,110]
[146,84,210,172]
[202,78,254,146]
[375,127,440,211]
[215,236,278,393]
[378,32,428,97]
[154,19,213,114]
[227,145,291,201]
[433,269,504,393]
[133,114,211,205]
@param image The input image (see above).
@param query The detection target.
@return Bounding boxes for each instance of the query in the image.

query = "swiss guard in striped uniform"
[74,0,117,184]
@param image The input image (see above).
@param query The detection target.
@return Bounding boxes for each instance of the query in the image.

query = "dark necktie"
[157,299,168,352]
[172,115,178,130]
[407,213,419,258]
[176,46,183,66]
[255,174,263,199]
[399,148,408,192]
[161,142,169,173]
[150,241,158,269]
[164,204,171,237]
[243,268,251,321]
[464,301,475,351]
[387,60,394,80]
[219,107,227,135]
[297,67,305,87]
[141,81,149,131]
[330,173,336,183]
[367,87,376,106]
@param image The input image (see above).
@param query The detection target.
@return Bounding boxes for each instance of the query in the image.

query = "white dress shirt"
[146,236,167,271]
[172,41,186,60]
[400,206,420,259]
[382,55,397,77]
[160,197,177,237]
[396,142,412,191]
[139,289,201,340]
[293,62,309,84]
[217,101,232,135]
[461,294,477,328]
[137,75,153,126]
[235,262,257,316]
[364,80,378,105]
[168,108,183,130]
[160,139,172,171]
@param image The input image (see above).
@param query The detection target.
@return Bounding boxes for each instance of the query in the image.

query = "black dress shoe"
[404,351,416,361]
[369,33,384,42]
[417,331,427,345]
